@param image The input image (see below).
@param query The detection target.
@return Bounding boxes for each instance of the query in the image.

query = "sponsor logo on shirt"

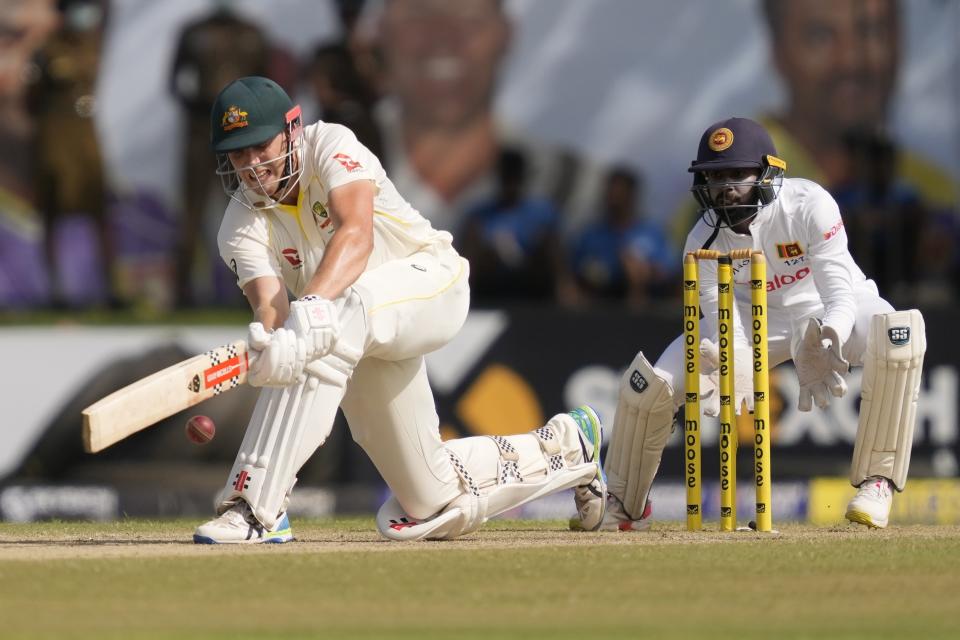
[282,248,304,269]
[776,242,804,259]
[333,153,363,172]
[823,220,844,241]
[767,266,810,291]
[312,201,333,230]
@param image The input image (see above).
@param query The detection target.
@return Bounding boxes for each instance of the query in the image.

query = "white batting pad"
[604,351,675,520]
[217,376,340,529]
[376,413,597,541]
[217,293,366,528]
[850,310,926,491]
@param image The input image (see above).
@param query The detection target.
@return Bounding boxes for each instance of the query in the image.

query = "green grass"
[1,518,959,639]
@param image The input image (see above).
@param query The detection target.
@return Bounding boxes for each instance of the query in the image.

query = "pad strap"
[533,425,566,474]
[446,448,482,497]
[488,435,523,484]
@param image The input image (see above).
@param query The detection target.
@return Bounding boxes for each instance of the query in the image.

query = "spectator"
[29,0,116,308]
[303,42,382,158]
[169,4,274,308]
[569,166,674,306]
[832,130,926,301]
[759,0,959,302]
[457,148,563,302]
[0,0,58,307]
[350,0,604,233]
[759,0,954,203]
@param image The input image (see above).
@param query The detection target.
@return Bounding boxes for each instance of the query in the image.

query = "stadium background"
[1,0,958,525]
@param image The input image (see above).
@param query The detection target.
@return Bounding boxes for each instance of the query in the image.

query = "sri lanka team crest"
[221,105,249,131]
[776,242,804,258]
[709,127,734,152]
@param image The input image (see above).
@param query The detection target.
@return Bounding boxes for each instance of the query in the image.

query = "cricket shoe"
[597,494,653,532]
[845,476,893,529]
[193,500,294,544]
[567,405,607,531]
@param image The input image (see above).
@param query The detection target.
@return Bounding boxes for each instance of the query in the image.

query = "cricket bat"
[82,340,252,453]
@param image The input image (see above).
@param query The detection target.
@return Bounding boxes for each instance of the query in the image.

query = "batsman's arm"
[244,275,289,330]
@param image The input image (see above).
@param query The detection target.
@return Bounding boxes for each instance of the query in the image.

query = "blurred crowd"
[0,0,957,313]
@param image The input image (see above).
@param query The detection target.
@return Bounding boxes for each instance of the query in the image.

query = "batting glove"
[285,295,340,361]
[246,322,307,387]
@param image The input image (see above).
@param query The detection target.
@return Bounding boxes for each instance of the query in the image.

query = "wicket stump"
[683,249,773,532]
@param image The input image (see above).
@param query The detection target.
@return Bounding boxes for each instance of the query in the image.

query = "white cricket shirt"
[685,177,876,345]
[217,121,453,298]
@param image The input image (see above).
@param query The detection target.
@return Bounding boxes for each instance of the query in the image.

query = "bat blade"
[82,340,250,453]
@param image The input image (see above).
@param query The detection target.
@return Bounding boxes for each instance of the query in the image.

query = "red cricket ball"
[185,415,216,445]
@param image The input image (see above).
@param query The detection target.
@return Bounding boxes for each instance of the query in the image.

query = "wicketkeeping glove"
[698,338,754,417]
[792,317,849,412]
[285,295,340,361]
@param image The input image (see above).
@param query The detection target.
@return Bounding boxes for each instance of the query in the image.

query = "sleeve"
[217,206,284,290]
[314,125,379,193]
[803,186,857,343]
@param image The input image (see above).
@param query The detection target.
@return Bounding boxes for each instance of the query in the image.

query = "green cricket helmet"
[210,76,304,209]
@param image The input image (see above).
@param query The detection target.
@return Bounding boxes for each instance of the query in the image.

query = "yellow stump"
[683,254,702,531]
[717,255,737,531]
[751,253,773,531]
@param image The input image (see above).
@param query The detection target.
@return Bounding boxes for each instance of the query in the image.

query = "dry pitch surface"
[1,518,959,639]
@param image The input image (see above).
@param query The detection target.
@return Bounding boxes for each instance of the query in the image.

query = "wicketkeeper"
[193,76,605,543]
[578,117,925,531]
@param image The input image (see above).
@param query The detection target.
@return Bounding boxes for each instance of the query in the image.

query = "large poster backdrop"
[1,0,958,308]
[92,0,959,221]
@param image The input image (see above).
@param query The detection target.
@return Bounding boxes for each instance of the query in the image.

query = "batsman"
[580,117,926,531]
[193,76,606,543]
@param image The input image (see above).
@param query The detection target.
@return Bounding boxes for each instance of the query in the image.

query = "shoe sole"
[193,523,295,544]
[845,509,886,529]
[193,534,294,544]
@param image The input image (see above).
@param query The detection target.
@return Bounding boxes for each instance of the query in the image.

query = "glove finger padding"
[820,324,849,372]
[699,339,720,372]
[698,339,720,417]
[792,317,848,410]
[286,296,340,361]
[701,387,720,417]
[699,338,753,416]
[248,328,307,387]
[247,322,272,351]
[828,370,848,398]
[811,382,830,409]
